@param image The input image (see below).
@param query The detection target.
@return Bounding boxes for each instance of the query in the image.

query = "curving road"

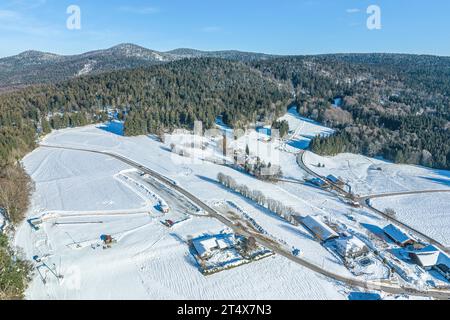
[39,144,450,299]
[297,150,450,254]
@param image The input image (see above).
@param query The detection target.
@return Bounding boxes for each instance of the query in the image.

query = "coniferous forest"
[1,53,449,175]
[0,52,449,299]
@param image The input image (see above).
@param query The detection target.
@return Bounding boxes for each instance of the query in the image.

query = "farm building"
[383,224,413,247]
[409,246,450,281]
[408,245,440,269]
[301,216,339,242]
[335,237,369,259]
[193,234,234,259]
[307,178,328,188]
[326,175,344,186]
[435,254,450,281]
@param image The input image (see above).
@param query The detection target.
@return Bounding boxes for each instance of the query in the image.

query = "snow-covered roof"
[216,238,231,250]
[383,224,411,245]
[411,251,440,268]
[326,175,340,183]
[310,178,327,186]
[409,246,450,269]
[193,237,218,257]
[302,216,339,241]
[335,237,367,255]
[193,234,234,257]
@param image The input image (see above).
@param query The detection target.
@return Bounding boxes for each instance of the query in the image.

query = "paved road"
[297,150,450,255]
[40,144,450,299]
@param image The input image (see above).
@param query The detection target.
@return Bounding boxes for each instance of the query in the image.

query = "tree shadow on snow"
[279,224,316,242]
[195,175,288,225]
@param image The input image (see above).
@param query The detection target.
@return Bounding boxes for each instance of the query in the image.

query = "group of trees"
[217,172,298,225]
[238,149,282,181]
[252,55,450,169]
[0,233,32,300]
[272,120,290,138]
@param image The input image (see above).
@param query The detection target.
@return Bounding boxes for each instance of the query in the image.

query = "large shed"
[301,216,339,242]
[383,224,413,246]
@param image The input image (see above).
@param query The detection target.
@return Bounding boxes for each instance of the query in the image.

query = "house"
[383,224,413,247]
[301,216,339,242]
[335,237,369,259]
[408,245,440,269]
[326,175,344,186]
[193,234,234,259]
[409,245,450,281]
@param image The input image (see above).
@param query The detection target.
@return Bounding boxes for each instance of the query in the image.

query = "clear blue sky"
[0,0,449,58]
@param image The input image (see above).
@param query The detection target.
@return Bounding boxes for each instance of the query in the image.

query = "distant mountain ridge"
[2,43,450,92]
[0,43,277,90]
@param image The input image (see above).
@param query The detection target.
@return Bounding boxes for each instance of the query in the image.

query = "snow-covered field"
[14,114,450,299]
[304,152,450,196]
[15,122,348,300]
[371,193,450,247]
[278,107,334,151]
[23,148,145,213]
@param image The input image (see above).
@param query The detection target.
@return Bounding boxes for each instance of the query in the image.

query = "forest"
[250,56,450,169]
[0,53,449,298]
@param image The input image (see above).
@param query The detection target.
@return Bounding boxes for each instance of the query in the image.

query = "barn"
[383,224,413,247]
[326,175,344,186]
[301,216,339,242]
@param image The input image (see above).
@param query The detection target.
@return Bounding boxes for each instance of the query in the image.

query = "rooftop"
[302,216,339,242]
[383,224,411,245]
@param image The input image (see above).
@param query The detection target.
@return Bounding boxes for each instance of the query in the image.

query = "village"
[10,105,450,300]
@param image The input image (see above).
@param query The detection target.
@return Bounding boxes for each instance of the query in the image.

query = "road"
[297,150,450,254]
[40,144,450,299]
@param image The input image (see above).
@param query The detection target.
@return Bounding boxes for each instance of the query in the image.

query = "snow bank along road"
[39,144,450,299]
[297,150,450,255]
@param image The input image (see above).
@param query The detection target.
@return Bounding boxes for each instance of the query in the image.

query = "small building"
[159,202,170,213]
[307,178,328,188]
[383,224,413,247]
[301,216,339,242]
[335,236,369,259]
[326,175,344,186]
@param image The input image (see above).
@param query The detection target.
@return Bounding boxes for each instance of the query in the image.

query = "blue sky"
[0,0,449,58]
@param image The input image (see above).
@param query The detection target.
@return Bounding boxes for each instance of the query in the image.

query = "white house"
[335,237,369,259]
[408,245,440,269]
[193,234,234,259]
[408,245,450,281]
